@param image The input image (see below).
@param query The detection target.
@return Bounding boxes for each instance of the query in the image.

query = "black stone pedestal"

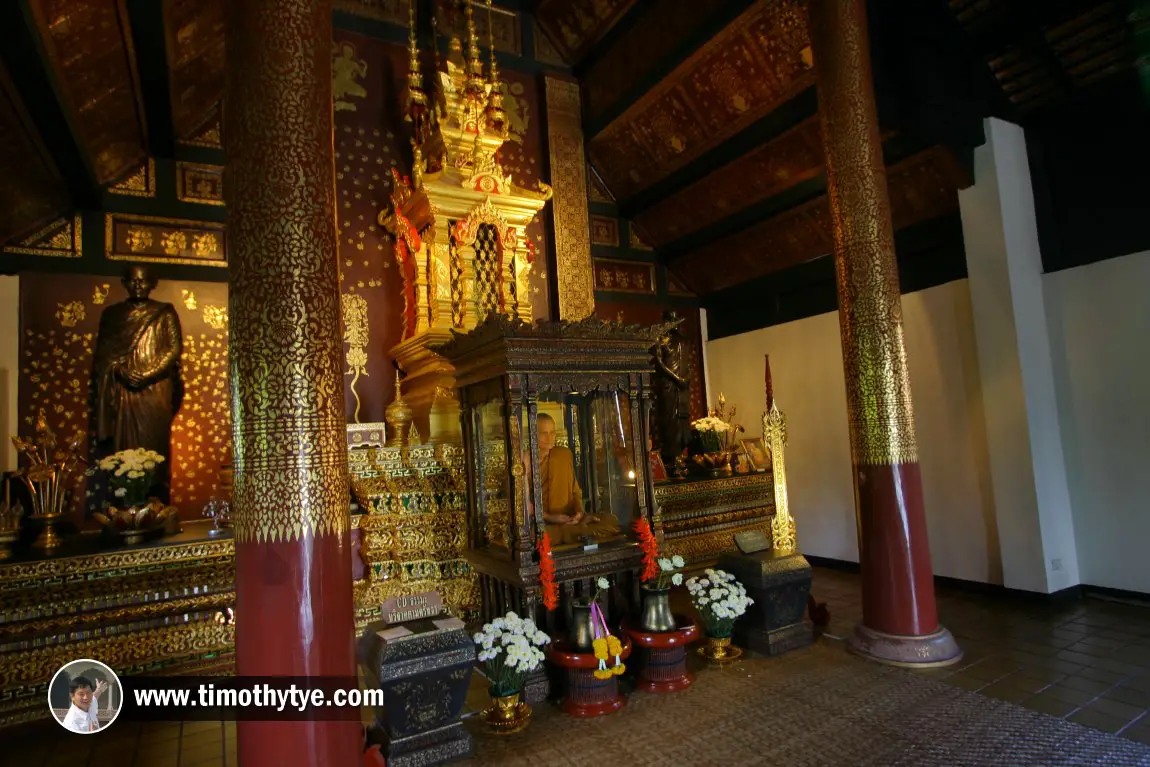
[717,550,813,656]
[359,619,475,767]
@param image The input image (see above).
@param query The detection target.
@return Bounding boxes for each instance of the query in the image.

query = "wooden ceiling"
[0,0,1140,298]
[537,0,1141,297]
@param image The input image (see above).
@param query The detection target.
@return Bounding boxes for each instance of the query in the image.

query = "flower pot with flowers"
[687,568,754,664]
[634,517,685,632]
[473,611,551,734]
[689,393,743,476]
[92,448,170,544]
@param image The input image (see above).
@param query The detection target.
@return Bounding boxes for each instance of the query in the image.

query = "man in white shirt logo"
[61,676,107,733]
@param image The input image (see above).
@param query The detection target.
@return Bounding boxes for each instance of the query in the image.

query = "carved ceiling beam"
[668,145,968,296]
[0,1,98,207]
[583,0,760,137]
[22,0,149,187]
[0,61,69,243]
[125,0,176,157]
[534,0,640,67]
[652,128,931,264]
[163,0,226,143]
[586,0,814,205]
[619,87,817,220]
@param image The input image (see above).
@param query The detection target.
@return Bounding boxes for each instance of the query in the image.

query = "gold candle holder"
[10,409,88,550]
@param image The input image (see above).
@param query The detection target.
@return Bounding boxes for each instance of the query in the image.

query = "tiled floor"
[7,567,1150,766]
[813,567,1150,743]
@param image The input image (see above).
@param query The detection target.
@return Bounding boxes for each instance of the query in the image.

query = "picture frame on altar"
[649,449,667,482]
[740,438,770,472]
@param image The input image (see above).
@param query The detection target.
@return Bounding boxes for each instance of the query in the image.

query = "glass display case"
[435,315,673,631]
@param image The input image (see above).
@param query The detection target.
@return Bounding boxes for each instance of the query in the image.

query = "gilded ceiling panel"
[671,147,962,295]
[632,116,823,247]
[165,0,226,140]
[582,0,729,121]
[535,0,637,64]
[0,72,68,242]
[589,0,814,202]
[27,0,147,185]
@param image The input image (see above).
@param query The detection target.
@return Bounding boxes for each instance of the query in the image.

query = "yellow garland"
[612,662,626,676]
[606,636,622,655]
[593,669,613,680]
[592,637,608,660]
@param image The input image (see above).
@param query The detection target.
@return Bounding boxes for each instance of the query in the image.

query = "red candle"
[764,354,774,409]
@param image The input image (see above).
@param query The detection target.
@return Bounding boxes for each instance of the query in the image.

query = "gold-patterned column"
[544,75,595,320]
[809,0,961,667]
[225,0,359,761]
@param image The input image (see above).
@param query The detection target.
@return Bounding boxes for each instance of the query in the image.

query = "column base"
[846,624,963,668]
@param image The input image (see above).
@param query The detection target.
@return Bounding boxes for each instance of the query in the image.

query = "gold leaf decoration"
[161,232,187,256]
[55,301,85,328]
[127,227,152,252]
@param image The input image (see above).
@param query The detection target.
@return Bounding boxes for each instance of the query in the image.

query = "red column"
[226,0,360,762]
[808,0,961,666]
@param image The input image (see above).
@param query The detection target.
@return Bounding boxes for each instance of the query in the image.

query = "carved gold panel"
[2,215,81,259]
[107,159,157,198]
[176,162,225,206]
[592,258,655,294]
[105,213,226,267]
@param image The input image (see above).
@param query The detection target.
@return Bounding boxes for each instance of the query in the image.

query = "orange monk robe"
[541,446,620,545]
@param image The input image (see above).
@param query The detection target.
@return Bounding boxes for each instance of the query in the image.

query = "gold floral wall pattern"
[18,274,231,525]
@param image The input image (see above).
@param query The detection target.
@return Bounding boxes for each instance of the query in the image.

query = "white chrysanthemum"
[672,573,683,586]
[597,577,610,590]
[671,555,685,568]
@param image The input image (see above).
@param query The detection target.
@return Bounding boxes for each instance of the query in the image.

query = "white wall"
[709,251,1150,593]
[707,280,1002,584]
[1046,250,1150,593]
[0,275,18,473]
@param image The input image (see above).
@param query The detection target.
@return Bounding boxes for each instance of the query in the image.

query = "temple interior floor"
[8,567,1150,767]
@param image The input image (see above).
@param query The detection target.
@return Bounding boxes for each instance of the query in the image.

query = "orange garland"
[633,517,660,582]
[537,532,559,610]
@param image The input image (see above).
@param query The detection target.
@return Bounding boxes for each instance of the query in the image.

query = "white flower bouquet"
[98,448,165,507]
[690,393,743,456]
[653,554,686,589]
[686,569,754,638]
[473,611,551,697]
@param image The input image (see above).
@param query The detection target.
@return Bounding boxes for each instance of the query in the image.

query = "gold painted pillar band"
[810,0,961,667]
[544,75,595,320]
[226,0,360,761]
[810,0,917,468]
[226,0,351,546]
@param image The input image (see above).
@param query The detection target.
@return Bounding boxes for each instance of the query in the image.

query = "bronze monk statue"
[93,266,184,482]
[652,310,690,470]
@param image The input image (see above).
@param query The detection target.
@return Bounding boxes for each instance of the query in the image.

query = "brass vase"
[639,584,676,632]
[698,635,743,664]
[483,691,531,734]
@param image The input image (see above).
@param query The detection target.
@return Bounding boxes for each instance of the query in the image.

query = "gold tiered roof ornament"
[381,0,552,442]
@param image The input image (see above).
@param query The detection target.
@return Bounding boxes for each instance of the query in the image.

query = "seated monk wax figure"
[531,413,621,546]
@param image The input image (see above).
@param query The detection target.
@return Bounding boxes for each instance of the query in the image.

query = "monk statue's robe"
[93,298,184,462]
[541,446,620,545]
